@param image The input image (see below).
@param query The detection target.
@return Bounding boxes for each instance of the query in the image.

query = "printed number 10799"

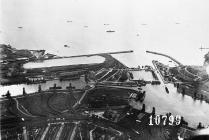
[148,115,181,126]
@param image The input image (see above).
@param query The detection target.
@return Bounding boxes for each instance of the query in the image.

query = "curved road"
[14,98,37,118]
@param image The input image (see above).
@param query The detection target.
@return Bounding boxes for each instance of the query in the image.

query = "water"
[132,70,154,81]
[0,77,86,96]
[1,0,209,66]
[131,71,209,128]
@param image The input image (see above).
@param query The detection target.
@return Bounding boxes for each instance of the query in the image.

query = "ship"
[106,30,115,33]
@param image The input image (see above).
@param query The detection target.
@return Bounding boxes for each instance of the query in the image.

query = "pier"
[37,50,134,61]
[146,50,183,66]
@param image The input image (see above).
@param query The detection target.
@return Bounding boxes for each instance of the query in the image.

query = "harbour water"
[131,70,209,128]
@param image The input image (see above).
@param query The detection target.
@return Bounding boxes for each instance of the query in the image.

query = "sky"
[1,0,209,66]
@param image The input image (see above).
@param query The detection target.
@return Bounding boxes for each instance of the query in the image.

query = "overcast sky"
[1,0,209,66]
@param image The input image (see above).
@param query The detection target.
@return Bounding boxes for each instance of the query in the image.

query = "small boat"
[67,20,72,23]
[64,45,70,48]
[106,30,115,33]
[18,27,23,29]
